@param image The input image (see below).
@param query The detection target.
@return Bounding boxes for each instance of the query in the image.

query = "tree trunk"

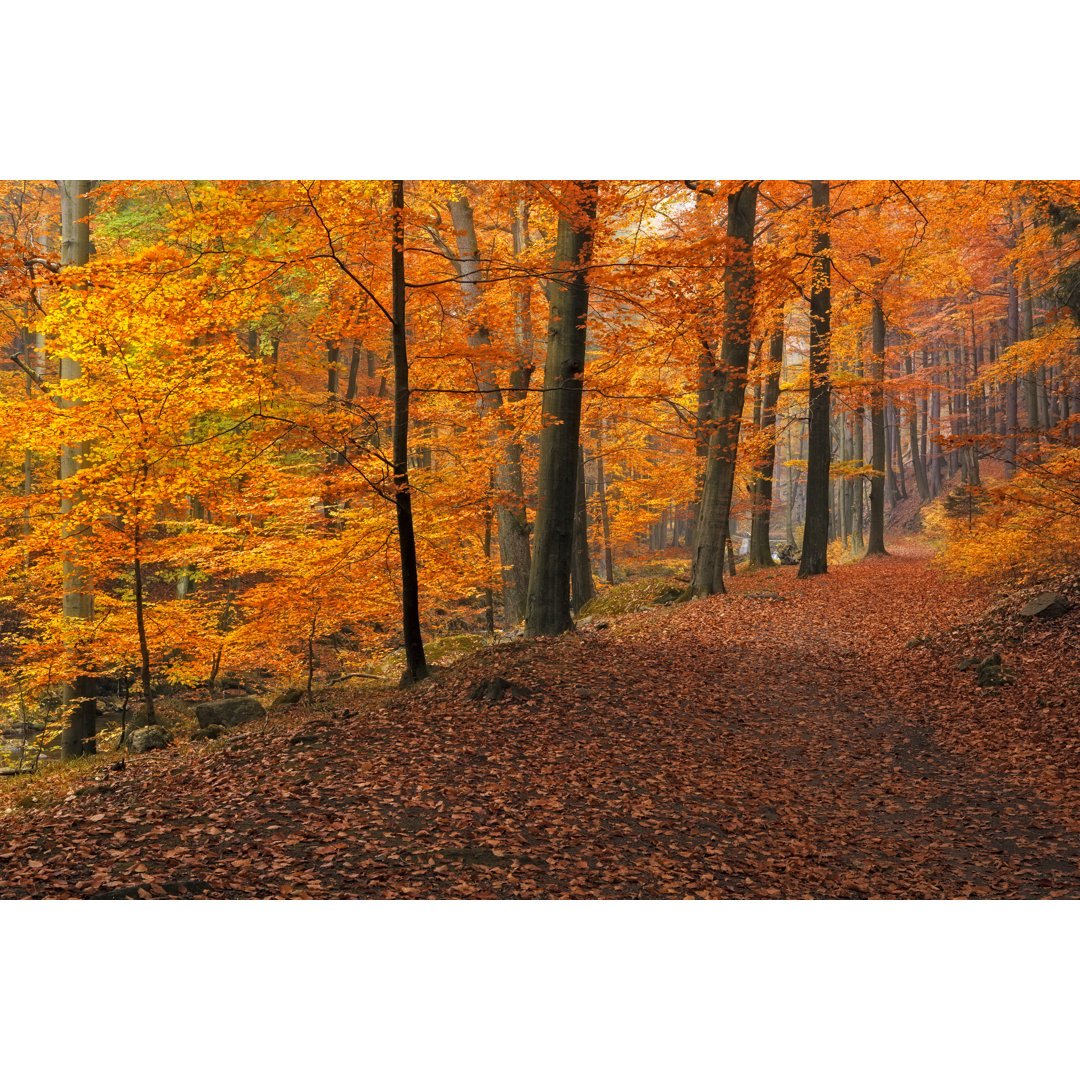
[1006,279,1019,476]
[689,183,760,595]
[132,514,156,727]
[596,440,615,585]
[571,446,594,613]
[390,180,427,683]
[495,200,538,626]
[58,180,97,760]
[864,287,889,557]
[748,324,782,568]
[798,181,831,578]
[525,182,598,637]
[852,340,865,553]
[908,351,931,501]
[1022,274,1039,459]
[447,187,532,626]
[930,351,944,494]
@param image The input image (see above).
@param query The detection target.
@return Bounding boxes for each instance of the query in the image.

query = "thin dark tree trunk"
[798,181,831,578]
[525,182,598,637]
[391,180,427,683]
[132,517,155,727]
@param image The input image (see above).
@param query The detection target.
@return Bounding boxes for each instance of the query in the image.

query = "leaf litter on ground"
[4,541,1080,899]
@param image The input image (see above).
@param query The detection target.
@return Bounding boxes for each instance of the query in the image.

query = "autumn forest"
[3,179,1080,903]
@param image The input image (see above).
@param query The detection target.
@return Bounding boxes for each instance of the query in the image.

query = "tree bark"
[595,438,615,585]
[571,446,594,613]
[525,182,598,637]
[1005,279,1019,476]
[391,180,427,683]
[908,351,931,501]
[866,291,888,555]
[798,181,832,578]
[58,180,97,760]
[748,324,783,568]
[448,188,534,627]
[1022,274,1039,459]
[688,182,760,596]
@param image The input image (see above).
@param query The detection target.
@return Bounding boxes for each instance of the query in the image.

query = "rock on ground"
[1018,592,1072,620]
[194,696,266,729]
[127,725,172,752]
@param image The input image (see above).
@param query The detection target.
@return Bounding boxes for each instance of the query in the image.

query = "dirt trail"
[3,548,1080,898]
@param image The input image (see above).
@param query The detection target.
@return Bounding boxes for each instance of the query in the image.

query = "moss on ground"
[579,576,687,617]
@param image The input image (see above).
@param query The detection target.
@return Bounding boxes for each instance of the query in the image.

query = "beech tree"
[525,182,598,637]
[798,180,831,579]
[688,182,759,596]
[57,180,96,759]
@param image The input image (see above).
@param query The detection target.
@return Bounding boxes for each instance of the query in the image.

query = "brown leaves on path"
[4,544,1080,899]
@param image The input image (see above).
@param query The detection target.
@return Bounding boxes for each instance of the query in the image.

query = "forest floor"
[4,541,1080,899]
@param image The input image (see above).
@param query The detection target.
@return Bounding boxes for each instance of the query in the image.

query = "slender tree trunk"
[867,293,888,555]
[525,182,598,636]
[571,446,594,613]
[1022,274,1039,459]
[838,412,850,550]
[893,402,908,499]
[482,496,495,635]
[929,351,944,494]
[852,339,865,553]
[689,182,760,595]
[336,342,365,467]
[799,181,831,578]
[908,351,931,500]
[1006,279,1019,476]
[132,514,156,727]
[390,180,427,683]
[748,324,782,568]
[58,180,97,760]
[595,438,615,585]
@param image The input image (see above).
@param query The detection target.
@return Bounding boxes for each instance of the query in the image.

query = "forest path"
[4,546,1080,898]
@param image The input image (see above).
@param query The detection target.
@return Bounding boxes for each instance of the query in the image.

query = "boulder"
[127,725,171,752]
[1018,592,1072,620]
[194,695,266,729]
[271,687,304,707]
[775,542,800,566]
